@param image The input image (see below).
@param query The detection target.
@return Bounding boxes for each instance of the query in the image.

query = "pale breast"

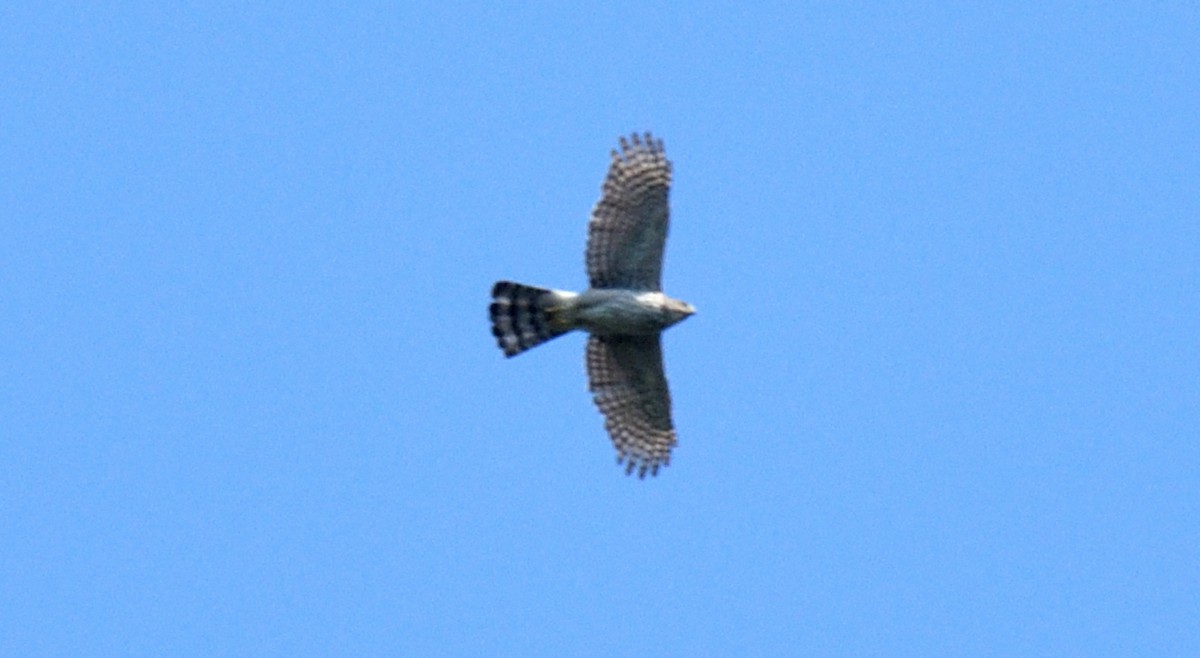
[574,289,669,336]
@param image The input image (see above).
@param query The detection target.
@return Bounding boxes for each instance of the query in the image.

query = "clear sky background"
[3,3,1198,656]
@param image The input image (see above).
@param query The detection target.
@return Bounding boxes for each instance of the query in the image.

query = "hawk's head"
[663,297,695,327]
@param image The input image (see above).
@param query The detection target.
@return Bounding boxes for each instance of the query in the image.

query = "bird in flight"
[489,132,694,478]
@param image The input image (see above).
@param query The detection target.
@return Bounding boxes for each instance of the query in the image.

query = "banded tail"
[490,281,574,357]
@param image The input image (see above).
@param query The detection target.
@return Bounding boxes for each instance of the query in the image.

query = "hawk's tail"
[490,281,573,357]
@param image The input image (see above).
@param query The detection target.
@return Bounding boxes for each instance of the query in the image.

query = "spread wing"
[586,133,672,291]
[586,334,677,477]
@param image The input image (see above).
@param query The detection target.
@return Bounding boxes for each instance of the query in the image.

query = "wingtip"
[617,454,665,479]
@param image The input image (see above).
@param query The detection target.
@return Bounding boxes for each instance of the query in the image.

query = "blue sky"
[3,2,1198,655]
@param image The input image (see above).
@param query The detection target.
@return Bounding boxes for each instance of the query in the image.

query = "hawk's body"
[489,133,693,477]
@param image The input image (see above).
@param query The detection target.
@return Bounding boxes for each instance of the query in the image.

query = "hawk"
[489,132,694,478]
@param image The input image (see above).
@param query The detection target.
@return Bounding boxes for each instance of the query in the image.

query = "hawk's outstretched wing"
[585,334,677,477]
[586,133,672,291]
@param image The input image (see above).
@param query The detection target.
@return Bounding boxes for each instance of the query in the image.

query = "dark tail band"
[490,281,571,357]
